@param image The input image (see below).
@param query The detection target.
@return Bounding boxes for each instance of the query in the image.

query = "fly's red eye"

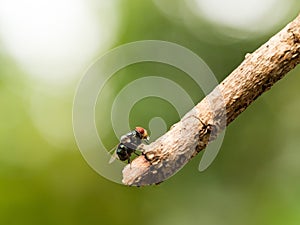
[135,127,144,134]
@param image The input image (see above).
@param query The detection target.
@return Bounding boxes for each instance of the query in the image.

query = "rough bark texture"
[123,14,300,186]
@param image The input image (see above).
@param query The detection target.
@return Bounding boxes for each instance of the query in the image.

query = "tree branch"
[122,13,300,186]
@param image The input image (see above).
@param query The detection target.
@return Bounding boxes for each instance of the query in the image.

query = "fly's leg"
[181,115,213,138]
[128,158,132,169]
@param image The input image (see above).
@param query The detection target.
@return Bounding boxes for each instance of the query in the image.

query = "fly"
[109,127,150,164]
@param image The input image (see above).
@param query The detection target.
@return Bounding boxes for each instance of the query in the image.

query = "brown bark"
[122,14,300,186]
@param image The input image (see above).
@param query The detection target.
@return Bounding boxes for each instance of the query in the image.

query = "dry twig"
[123,14,300,186]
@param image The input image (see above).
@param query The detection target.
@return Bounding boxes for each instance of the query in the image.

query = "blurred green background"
[1,0,300,225]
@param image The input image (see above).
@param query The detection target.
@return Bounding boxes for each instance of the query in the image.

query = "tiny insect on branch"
[109,127,149,164]
[122,13,300,186]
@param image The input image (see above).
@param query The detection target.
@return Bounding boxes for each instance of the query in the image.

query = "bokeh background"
[1,0,300,225]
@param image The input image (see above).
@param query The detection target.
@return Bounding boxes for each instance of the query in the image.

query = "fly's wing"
[107,144,118,164]
[109,150,118,164]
